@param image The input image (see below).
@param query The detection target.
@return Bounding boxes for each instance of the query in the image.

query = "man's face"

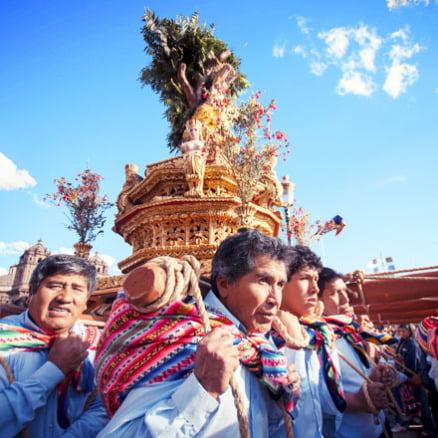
[217,255,287,334]
[398,327,411,339]
[320,278,354,315]
[28,272,89,335]
[281,266,319,317]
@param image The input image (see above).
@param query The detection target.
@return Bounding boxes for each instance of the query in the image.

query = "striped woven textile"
[300,316,346,412]
[415,316,438,359]
[0,320,100,427]
[95,292,293,417]
[324,314,397,367]
[0,322,53,351]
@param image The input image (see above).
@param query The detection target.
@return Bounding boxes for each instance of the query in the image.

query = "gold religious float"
[112,154,283,276]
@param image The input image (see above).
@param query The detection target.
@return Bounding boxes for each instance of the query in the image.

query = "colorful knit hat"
[415,316,438,359]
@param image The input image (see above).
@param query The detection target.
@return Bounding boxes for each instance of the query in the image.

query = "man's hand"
[361,381,388,411]
[48,333,90,375]
[345,381,388,412]
[194,328,239,399]
[369,363,392,386]
[285,363,300,400]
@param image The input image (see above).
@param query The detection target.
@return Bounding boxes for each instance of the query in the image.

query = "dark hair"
[210,229,289,295]
[287,245,323,278]
[398,323,414,335]
[317,267,343,298]
[29,254,97,295]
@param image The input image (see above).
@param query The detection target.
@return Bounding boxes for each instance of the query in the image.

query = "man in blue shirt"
[97,229,297,437]
[0,254,108,437]
[278,245,345,437]
[318,267,390,438]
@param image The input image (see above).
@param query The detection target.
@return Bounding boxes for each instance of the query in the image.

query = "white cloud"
[383,26,422,98]
[387,0,411,8]
[337,71,377,96]
[0,241,31,255]
[56,247,75,255]
[383,61,419,98]
[293,45,307,58]
[31,193,50,208]
[318,27,350,59]
[0,267,8,276]
[0,153,36,190]
[296,16,311,35]
[291,18,422,98]
[310,61,328,76]
[273,41,287,58]
[387,0,430,9]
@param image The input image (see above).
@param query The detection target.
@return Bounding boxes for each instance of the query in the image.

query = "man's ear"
[216,276,229,299]
[27,286,33,303]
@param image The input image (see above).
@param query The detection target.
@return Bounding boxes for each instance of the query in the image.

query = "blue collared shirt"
[97,292,286,438]
[0,311,108,438]
[285,346,342,438]
[332,337,384,438]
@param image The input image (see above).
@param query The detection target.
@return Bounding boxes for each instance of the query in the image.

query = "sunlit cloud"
[387,0,431,9]
[319,27,350,59]
[0,241,30,255]
[288,18,422,98]
[30,192,50,208]
[296,16,311,35]
[337,71,376,96]
[383,26,422,98]
[383,62,419,98]
[293,45,307,58]
[0,267,8,276]
[0,153,36,190]
[310,61,328,76]
[273,41,287,58]
[56,247,74,255]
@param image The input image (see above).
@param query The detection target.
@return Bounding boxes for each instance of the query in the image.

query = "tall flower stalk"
[211,90,290,204]
[45,169,113,244]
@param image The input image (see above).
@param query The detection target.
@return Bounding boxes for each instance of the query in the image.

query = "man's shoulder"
[0,312,26,326]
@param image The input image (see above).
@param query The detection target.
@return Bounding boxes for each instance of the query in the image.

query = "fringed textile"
[0,321,100,428]
[300,316,346,412]
[324,314,397,367]
[95,292,294,417]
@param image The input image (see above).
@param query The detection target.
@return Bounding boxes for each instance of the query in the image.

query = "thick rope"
[337,350,382,428]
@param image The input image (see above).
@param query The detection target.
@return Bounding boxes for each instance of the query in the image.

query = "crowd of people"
[0,229,436,437]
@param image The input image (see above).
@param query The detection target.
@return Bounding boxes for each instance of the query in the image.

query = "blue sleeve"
[60,393,109,438]
[97,373,219,438]
[0,360,64,436]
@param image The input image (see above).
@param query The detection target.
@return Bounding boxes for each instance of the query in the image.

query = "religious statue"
[116,164,143,215]
[180,119,207,197]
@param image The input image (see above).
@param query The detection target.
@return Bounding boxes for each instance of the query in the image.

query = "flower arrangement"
[286,206,346,246]
[45,169,113,245]
[208,89,290,205]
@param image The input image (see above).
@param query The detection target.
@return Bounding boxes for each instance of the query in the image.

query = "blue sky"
[1,0,437,277]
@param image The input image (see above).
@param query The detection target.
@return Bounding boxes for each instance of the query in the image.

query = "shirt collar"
[204,291,244,332]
